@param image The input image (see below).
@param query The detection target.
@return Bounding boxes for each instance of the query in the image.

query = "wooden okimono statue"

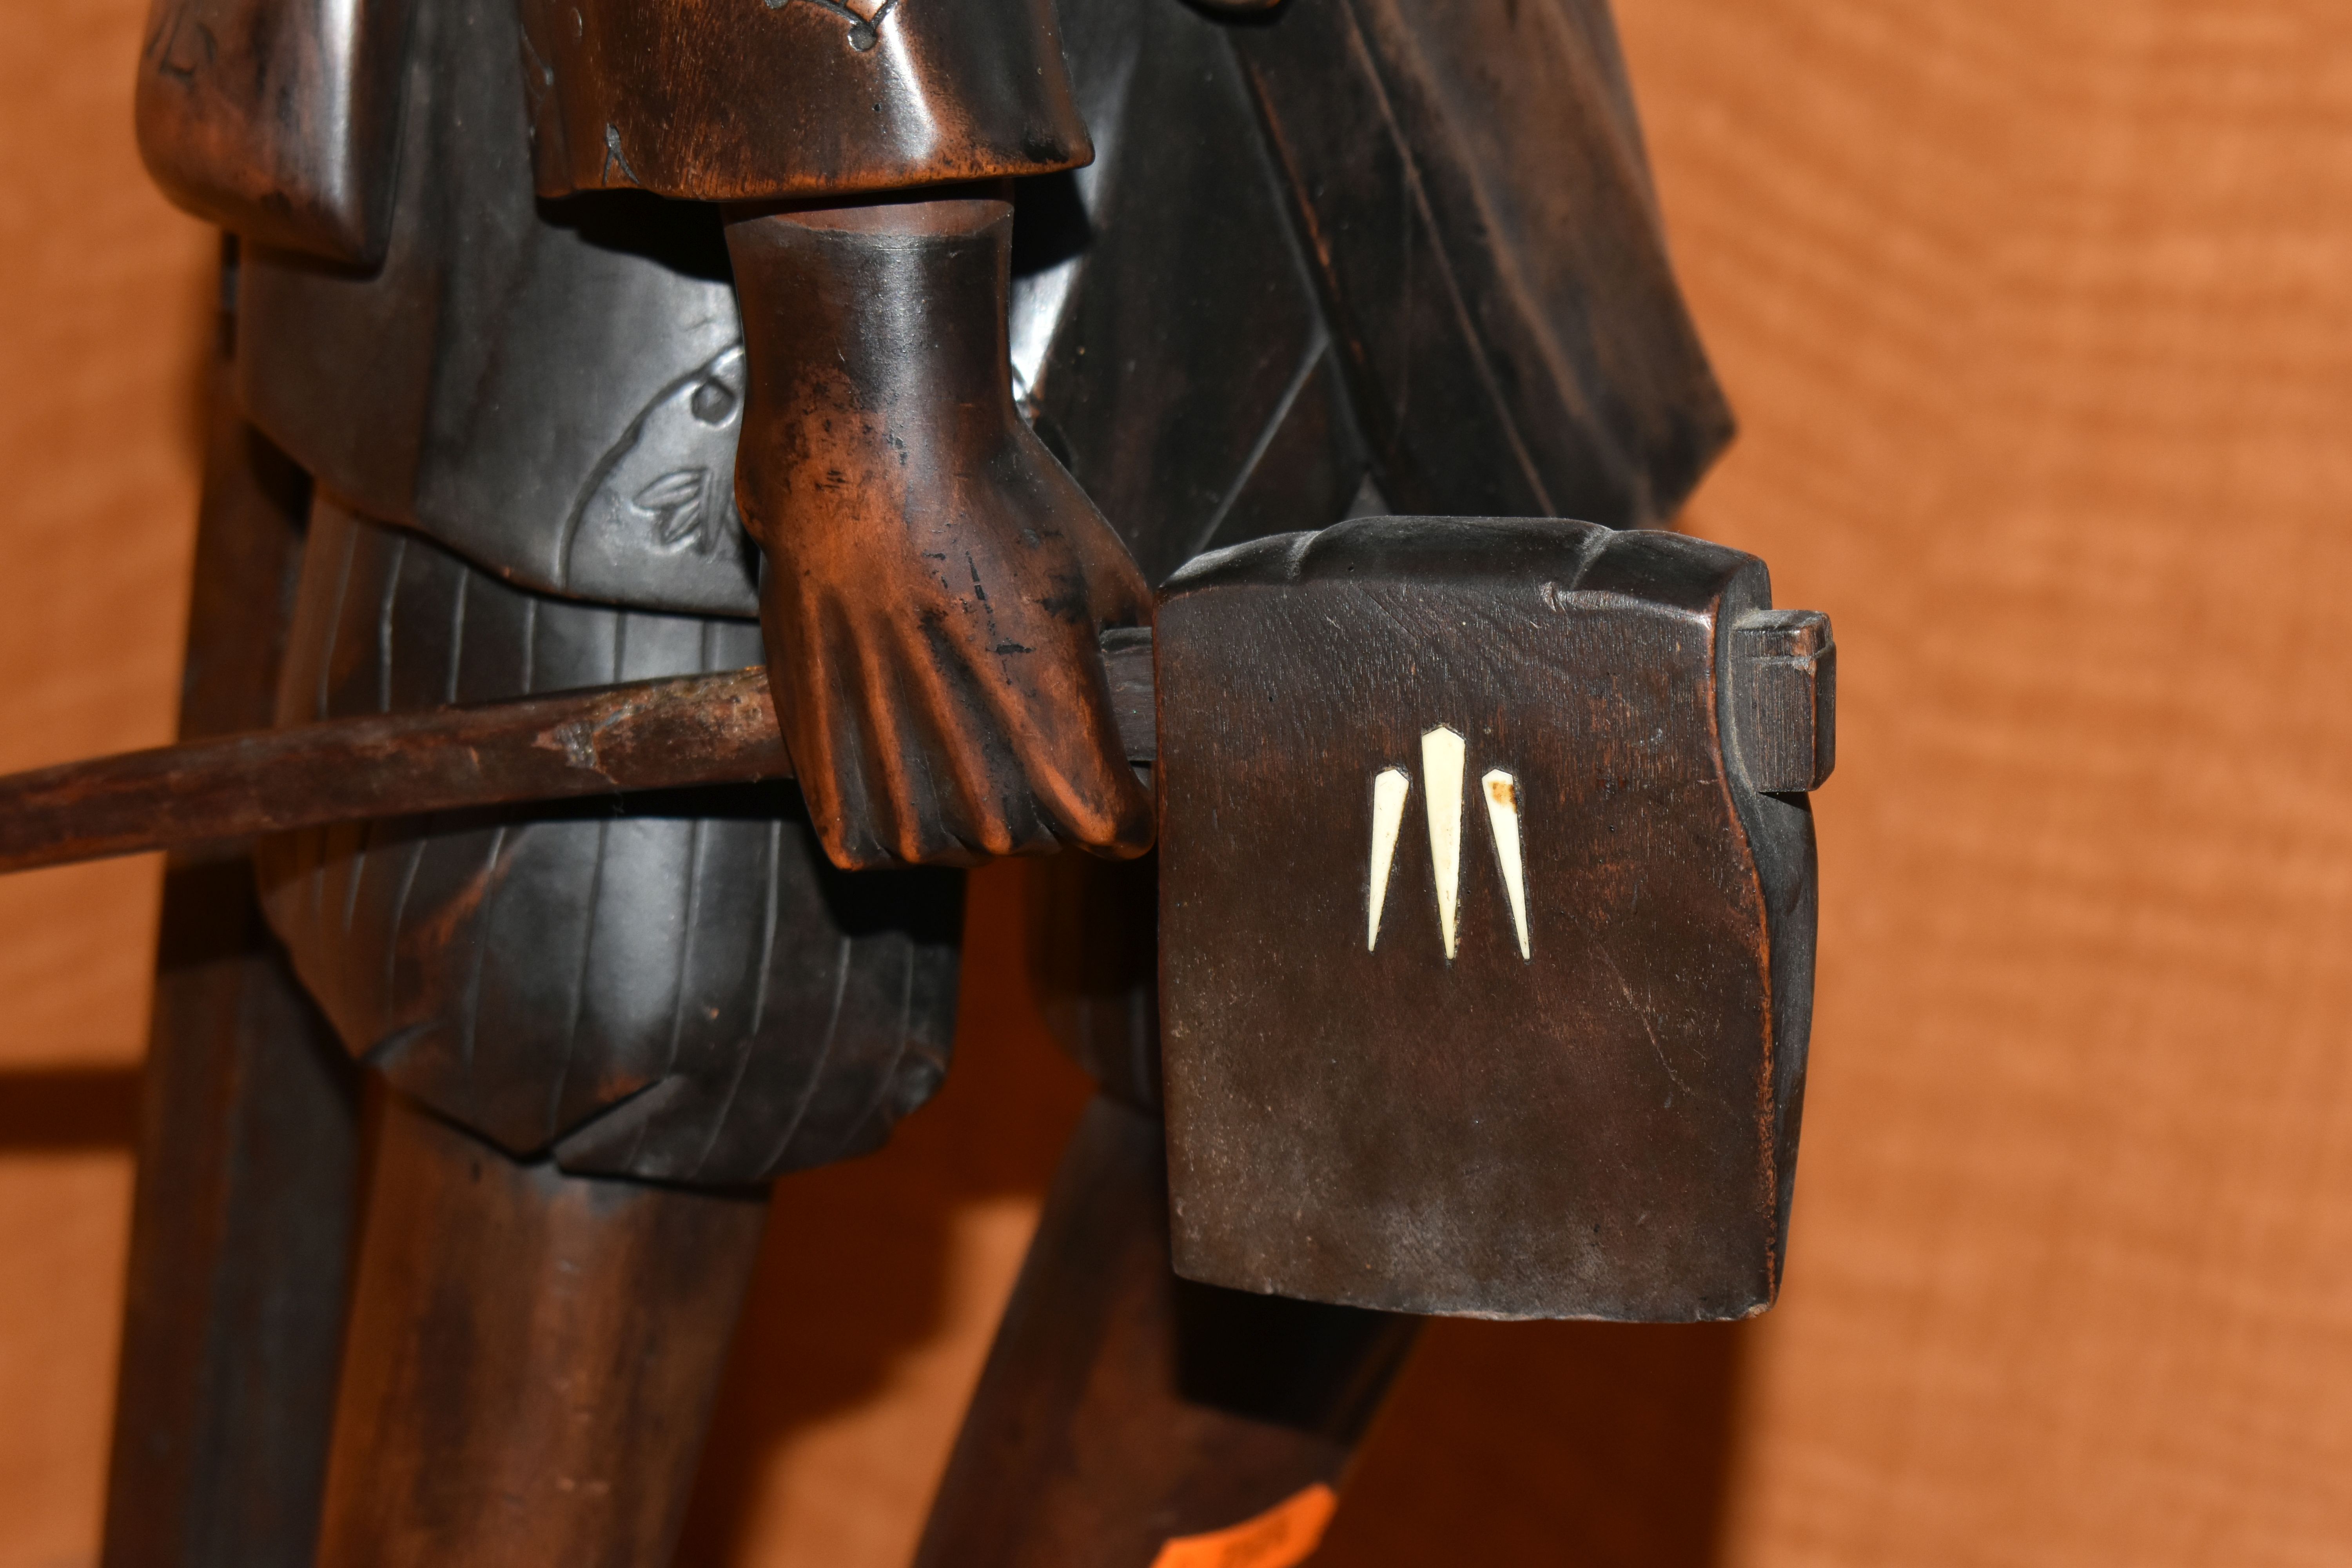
[82,0,1798,1560]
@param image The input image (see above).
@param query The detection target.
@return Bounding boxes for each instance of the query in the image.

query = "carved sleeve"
[514,0,1093,201]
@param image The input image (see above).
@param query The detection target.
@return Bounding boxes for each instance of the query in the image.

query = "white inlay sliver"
[1482,769,1530,960]
[1421,728,1466,960]
[1367,767,1410,951]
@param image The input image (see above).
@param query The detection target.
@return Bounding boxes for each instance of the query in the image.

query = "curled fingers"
[837,613,989,867]
[895,618,1057,859]
[958,611,1153,859]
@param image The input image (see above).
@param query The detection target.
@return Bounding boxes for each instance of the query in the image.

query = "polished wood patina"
[77,0,1804,1555]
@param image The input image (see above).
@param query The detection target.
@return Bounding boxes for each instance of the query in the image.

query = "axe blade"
[1153,517,1830,1321]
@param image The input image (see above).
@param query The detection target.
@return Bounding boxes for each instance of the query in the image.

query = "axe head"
[1155,517,1829,1321]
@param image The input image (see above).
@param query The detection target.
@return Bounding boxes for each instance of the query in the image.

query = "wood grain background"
[3,0,2350,1563]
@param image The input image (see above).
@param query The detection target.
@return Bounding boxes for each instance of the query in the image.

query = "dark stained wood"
[315,1091,769,1568]
[135,0,417,263]
[102,902,357,1568]
[1025,850,1164,1113]
[1732,610,1837,793]
[0,667,778,875]
[102,273,363,1568]
[726,195,1154,869]
[1225,0,1732,527]
[1005,0,1374,590]
[0,639,1156,880]
[517,0,1088,202]
[913,1094,1417,1568]
[1156,516,1825,1320]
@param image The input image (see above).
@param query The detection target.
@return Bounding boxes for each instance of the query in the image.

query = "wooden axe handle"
[0,632,1158,877]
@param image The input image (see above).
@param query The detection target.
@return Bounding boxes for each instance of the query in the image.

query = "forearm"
[720,189,1020,553]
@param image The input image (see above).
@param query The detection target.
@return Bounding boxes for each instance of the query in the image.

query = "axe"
[0,515,1832,1321]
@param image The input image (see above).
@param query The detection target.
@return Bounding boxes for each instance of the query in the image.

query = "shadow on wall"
[1320,1317,1746,1567]
[0,1065,140,1149]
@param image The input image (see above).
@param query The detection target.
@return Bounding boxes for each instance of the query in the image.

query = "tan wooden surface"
[5,0,2352,1563]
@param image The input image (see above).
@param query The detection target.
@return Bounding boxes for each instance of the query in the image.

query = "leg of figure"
[918,858,1416,1566]
[314,1093,768,1568]
[250,508,959,1564]
[103,241,363,1568]
[915,1094,1418,1567]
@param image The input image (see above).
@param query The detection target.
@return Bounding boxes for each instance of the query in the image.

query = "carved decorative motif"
[562,345,759,603]
[633,469,725,555]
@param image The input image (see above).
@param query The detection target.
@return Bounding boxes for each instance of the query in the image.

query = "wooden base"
[315,1094,768,1568]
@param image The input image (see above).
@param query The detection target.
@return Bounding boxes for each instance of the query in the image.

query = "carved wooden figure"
[90,0,1769,1557]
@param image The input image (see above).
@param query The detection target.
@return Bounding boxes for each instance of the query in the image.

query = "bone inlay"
[1367,767,1410,950]
[1421,727,1466,959]
[1483,769,1530,960]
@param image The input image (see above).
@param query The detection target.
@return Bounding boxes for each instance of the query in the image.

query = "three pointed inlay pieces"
[1365,730,1530,961]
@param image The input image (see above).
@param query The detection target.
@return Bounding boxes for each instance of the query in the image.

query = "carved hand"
[725,194,1153,869]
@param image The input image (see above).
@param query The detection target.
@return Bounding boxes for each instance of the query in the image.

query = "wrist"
[724,192,1017,437]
